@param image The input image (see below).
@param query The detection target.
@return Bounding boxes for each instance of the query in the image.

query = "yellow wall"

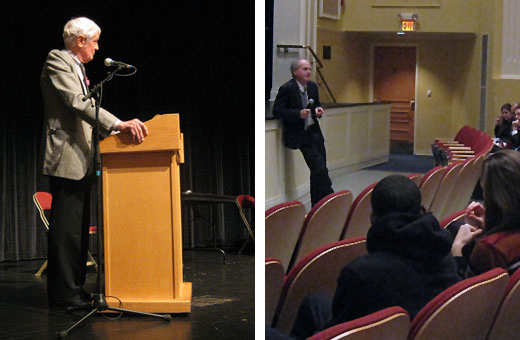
[316,30,370,103]
[417,36,478,152]
[485,0,520,136]
[320,0,482,33]
[315,0,520,154]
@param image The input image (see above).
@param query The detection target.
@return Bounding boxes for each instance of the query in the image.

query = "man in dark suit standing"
[273,59,333,206]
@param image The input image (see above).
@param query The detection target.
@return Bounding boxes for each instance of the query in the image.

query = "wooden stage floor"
[0,250,254,339]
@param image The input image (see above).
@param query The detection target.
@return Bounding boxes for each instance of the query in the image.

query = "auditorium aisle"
[0,251,254,340]
[332,153,435,198]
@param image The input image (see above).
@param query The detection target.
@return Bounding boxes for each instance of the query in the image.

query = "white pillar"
[270,0,318,102]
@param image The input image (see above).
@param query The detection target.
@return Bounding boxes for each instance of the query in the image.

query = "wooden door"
[373,46,416,143]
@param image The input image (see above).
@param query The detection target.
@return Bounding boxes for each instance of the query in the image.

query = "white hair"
[63,17,101,49]
[290,60,301,77]
[291,59,309,77]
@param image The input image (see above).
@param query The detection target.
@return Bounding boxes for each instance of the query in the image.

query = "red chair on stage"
[235,194,255,254]
[273,238,367,334]
[265,201,306,274]
[486,268,520,340]
[307,306,410,340]
[32,191,97,276]
[265,258,285,327]
[408,268,509,340]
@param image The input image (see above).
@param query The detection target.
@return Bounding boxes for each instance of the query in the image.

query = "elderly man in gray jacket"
[40,17,148,309]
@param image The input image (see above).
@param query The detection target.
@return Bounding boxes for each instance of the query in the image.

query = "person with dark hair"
[509,105,520,150]
[272,59,333,206]
[282,175,460,339]
[494,103,514,143]
[451,149,520,277]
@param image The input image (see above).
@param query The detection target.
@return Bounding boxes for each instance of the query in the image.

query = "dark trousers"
[299,125,334,206]
[291,293,333,339]
[47,175,92,305]
[265,294,332,340]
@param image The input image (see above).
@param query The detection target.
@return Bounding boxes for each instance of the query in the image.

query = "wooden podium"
[99,113,191,313]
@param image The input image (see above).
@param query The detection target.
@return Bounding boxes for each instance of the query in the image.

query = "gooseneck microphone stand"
[57,65,170,339]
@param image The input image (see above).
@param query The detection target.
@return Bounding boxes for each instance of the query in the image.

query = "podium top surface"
[100,113,182,155]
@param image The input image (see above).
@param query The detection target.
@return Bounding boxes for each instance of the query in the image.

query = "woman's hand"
[465,201,485,229]
[451,223,483,256]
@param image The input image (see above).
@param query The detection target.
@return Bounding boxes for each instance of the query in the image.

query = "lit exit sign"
[401,20,416,31]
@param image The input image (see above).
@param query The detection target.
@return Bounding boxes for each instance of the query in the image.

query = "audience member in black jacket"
[285,175,460,340]
[494,103,514,143]
[509,106,520,150]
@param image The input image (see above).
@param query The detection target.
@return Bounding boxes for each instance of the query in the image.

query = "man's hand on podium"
[116,119,149,144]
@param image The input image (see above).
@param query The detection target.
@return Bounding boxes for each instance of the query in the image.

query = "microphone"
[104,58,134,69]
[306,98,316,118]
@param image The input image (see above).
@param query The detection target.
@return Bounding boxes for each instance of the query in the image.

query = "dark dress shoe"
[50,294,93,310]
[80,289,93,301]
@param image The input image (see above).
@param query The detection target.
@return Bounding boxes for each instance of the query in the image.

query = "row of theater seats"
[266,152,486,278]
[432,125,494,166]
[265,210,468,331]
[265,127,498,339]
[266,233,520,340]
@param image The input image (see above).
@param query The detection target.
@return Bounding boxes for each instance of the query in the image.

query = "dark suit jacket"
[509,130,520,149]
[273,79,323,149]
[494,119,512,141]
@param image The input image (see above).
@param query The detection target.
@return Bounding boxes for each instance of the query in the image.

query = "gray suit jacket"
[40,49,119,180]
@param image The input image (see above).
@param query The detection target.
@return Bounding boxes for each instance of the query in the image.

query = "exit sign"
[401,20,416,31]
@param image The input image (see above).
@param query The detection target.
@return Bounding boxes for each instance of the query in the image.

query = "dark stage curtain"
[1,4,255,261]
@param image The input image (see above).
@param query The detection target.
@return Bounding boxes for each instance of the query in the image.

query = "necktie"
[301,90,308,130]
[79,64,89,93]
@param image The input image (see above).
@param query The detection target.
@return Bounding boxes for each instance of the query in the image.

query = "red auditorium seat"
[444,154,484,217]
[340,182,378,240]
[418,165,446,211]
[288,190,353,270]
[407,173,422,186]
[486,267,520,340]
[433,126,492,166]
[307,306,410,340]
[273,238,367,335]
[434,125,470,145]
[449,131,493,162]
[265,201,306,273]
[439,209,468,229]
[265,258,285,327]
[408,268,509,340]
[428,161,463,220]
